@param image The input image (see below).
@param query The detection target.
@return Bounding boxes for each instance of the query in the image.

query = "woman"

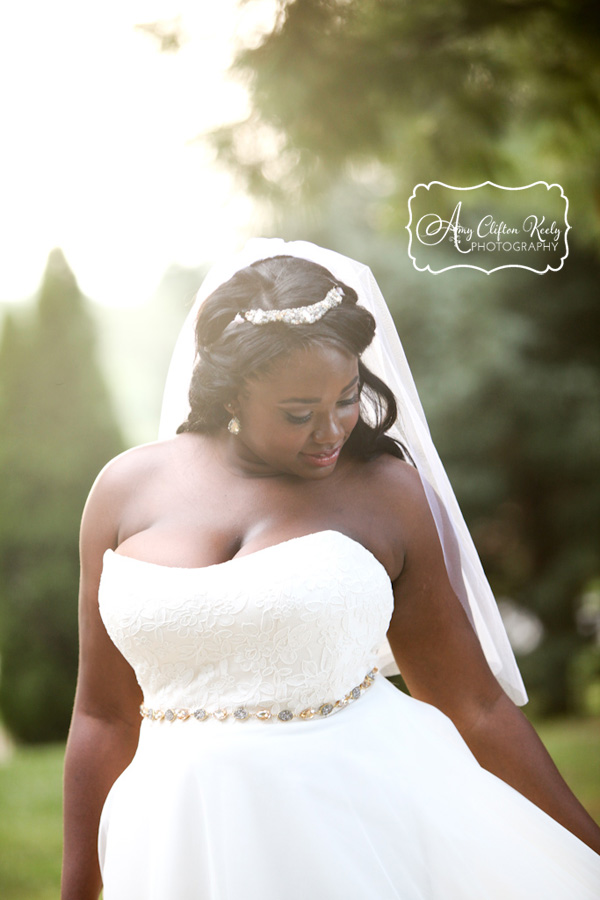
[62,239,600,899]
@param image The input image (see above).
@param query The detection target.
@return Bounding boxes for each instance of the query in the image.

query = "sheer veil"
[158,238,527,706]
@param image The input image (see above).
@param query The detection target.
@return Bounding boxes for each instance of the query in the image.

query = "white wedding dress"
[97,530,600,899]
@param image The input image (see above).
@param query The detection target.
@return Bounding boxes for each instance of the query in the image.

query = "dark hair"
[178,255,412,463]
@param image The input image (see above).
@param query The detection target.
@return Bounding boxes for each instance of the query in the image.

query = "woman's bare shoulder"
[81,437,199,544]
[344,454,429,580]
[361,452,426,507]
[91,433,206,497]
[90,439,173,495]
[80,436,205,561]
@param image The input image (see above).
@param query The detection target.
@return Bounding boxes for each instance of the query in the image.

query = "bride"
[62,239,600,899]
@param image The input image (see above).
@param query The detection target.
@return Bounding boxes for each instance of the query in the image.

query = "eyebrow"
[278,375,359,405]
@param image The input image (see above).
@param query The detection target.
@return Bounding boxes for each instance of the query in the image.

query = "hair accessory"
[158,239,528,706]
[227,416,241,435]
[232,285,343,327]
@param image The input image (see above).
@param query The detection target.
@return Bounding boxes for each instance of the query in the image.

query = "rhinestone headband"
[232,285,343,327]
[140,667,377,724]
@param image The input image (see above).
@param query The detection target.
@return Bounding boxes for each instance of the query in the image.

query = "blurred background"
[0,1,599,896]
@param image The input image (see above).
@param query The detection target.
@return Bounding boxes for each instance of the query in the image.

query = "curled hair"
[178,256,411,463]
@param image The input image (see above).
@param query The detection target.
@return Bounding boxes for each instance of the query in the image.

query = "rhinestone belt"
[140,667,378,724]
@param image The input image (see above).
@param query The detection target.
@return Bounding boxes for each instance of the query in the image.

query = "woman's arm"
[386,464,600,854]
[61,462,143,900]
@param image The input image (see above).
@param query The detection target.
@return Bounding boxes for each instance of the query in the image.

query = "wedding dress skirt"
[97,530,600,899]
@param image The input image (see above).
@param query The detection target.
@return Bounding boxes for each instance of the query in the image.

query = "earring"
[227,415,241,435]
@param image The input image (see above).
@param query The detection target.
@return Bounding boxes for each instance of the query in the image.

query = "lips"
[301,446,342,467]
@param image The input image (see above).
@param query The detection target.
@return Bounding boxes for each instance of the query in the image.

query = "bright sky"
[0,1,276,307]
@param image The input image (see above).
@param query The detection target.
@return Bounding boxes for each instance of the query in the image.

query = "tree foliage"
[0,250,124,742]
[212,0,600,239]
[430,248,600,713]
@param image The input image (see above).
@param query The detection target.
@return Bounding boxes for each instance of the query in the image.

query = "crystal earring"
[227,415,241,435]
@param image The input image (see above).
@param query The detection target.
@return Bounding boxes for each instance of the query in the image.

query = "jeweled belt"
[140,667,378,723]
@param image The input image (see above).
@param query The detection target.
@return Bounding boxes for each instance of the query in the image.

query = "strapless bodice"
[98,530,394,715]
[98,536,600,900]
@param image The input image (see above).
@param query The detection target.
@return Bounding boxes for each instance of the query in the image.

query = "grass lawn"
[535,716,600,823]
[0,719,598,899]
[0,743,64,900]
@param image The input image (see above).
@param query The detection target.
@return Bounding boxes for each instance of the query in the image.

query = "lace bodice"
[98,530,394,715]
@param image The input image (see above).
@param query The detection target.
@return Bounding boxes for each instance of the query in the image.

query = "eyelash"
[285,394,360,425]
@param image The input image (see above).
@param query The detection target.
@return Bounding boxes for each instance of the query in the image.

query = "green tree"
[210,0,600,240]
[0,249,125,742]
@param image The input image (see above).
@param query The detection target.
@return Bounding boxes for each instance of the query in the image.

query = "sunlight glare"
[0,0,275,306]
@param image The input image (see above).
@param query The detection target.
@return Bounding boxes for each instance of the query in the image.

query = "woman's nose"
[312,412,343,444]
